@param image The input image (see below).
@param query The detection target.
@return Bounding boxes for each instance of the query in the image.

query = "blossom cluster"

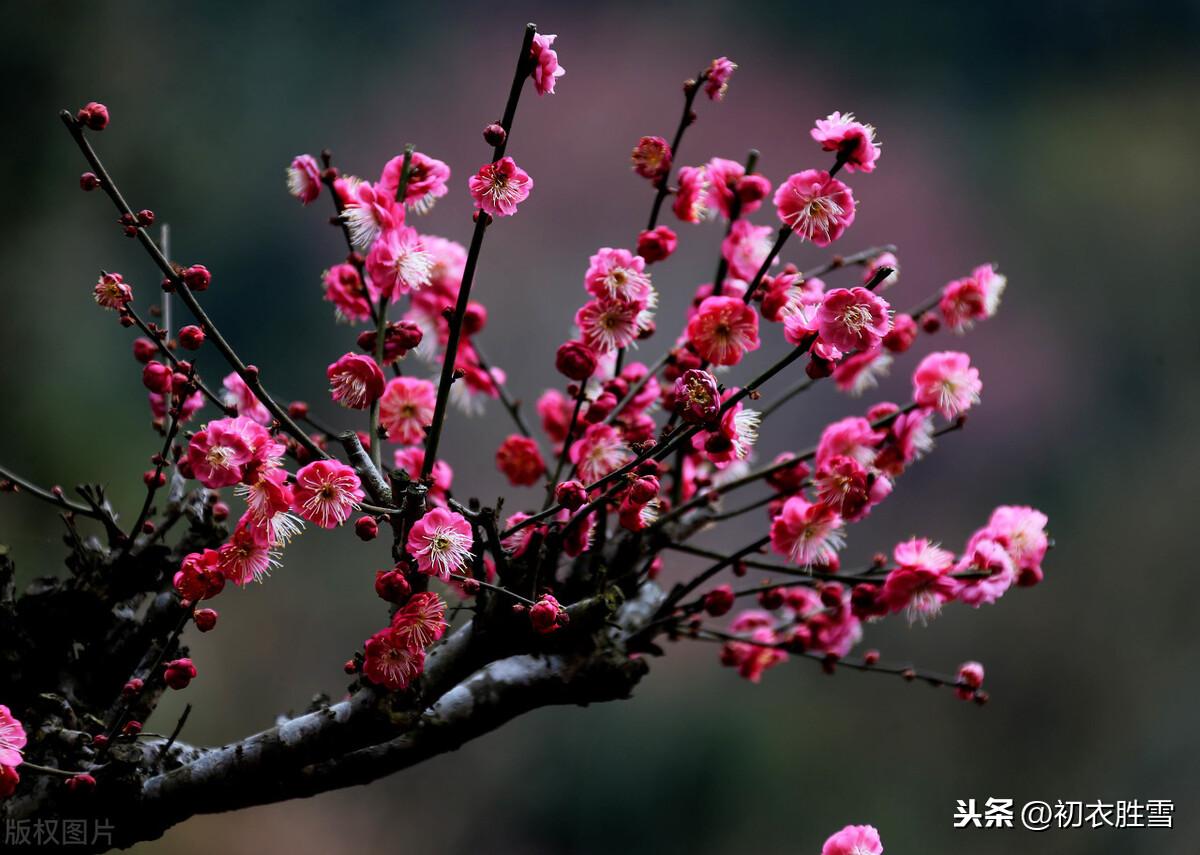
[0,25,1050,813]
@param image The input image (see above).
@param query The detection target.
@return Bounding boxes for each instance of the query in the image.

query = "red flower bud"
[554,480,588,510]
[122,678,144,698]
[636,226,677,264]
[355,516,379,541]
[163,658,197,690]
[555,340,597,382]
[702,584,735,616]
[132,337,157,364]
[178,325,205,350]
[66,773,97,794]
[80,172,101,191]
[193,608,218,632]
[77,102,110,130]
[374,569,412,604]
[483,123,507,146]
[182,264,211,291]
[288,400,309,419]
[462,302,487,336]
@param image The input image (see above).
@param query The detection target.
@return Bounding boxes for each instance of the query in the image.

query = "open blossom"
[0,764,18,798]
[705,157,764,219]
[721,219,775,281]
[293,460,363,529]
[380,151,451,214]
[693,400,760,468]
[984,505,1049,584]
[218,517,278,585]
[576,297,644,354]
[721,626,786,683]
[327,353,385,409]
[912,351,982,418]
[391,591,447,649]
[703,56,737,100]
[954,535,1016,606]
[817,287,892,352]
[774,169,856,246]
[379,376,436,444]
[222,372,271,425]
[939,263,1007,331]
[237,466,302,545]
[407,507,473,582]
[673,164,712,223]
[322,263,375,323]
[770,495,845,567]
[468,156,532,217]
[366,225,434,298]
[570,423,632,484]
[0,705,26,767]
[811,111,881,173]
[864,251,900,290]
[631,135,671,180]
[363,628,425,691]
[822,824,884,855]
[956,661,985,700]
[342,179,403,248]
[286,154,322,204]
[585,247,653,304]
[833,347,893,396]
[496,434,546,486]
[673,368,721,424]
[530,33,565,95]
[187,417,257,488]
[93,271,132,309]
[687,296,761,366]
[882,537,957,623]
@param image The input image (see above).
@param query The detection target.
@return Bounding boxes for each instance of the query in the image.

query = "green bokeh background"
[2,1,1198,852]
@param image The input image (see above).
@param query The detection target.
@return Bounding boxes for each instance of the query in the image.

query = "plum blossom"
[379,376,437,444]
[391,592,447,649]
[222,372,271,425]
[912,351,982,418]
[570,423,632,484]
[686,296,760,366]
[293,460,363,529]
[585,248,653,304]
[407,507,473,582]
[496,434,546,486]
[322,263,375,323]
[286,154,322,204]
[693,398,760,468]
[93,272,132,309]
[631,135,671,180]
[218,518,279,585]
[984,505,1049,585]
[673,165,712,223]
[187,417,256,488]
[817,287,892,352]
[380,151,451,214]
[939,263,1007,332]
[530,33,565,95]
[363,629,425,691]
[954,535,1016,606]
[703,56,737,100]
[0,706,26,767]
[882,537,957,623]
[342,178,403,248]
[327,353,386,410]
[721,219,775,281]
[468,157,532,217]
[394,446,453,506]
[774,169,856,246]
[811,111,881,173]
[576,297,645,354]
[821,824,884,855]
[770,495,845,567]
[366,225,434,298]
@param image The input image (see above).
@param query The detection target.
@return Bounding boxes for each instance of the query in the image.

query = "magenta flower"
[366,225,433,299]
[187,418,256,488]
[293,460,364,529]
[406,507,473,582]
[391,591,447,649]
[0,706,26,767]
[939,263,1007,331]
[673,368,721,424]
[221,372,271,425]
[686,296,760,366]
[984,505,1049,584]
[817,287,892,353]
[954,535,1016,607]
[379,376,437,444]
[286,154,322,204]
[394,447,453,506]
[721,219,775,281]
[703,56,737,100]
[380,151,451,214]
[569,423,632,484]
[496,434,546,486]
[636,225,677,263]
[321,263,375,323]
[882,537,957,623]
[173,549,225,602]
[218,517,278,585]
[769,495,845,567]
[631,135,672,180]
[821,824,883,855]
[327,353,386,410]
[363,628,425,691]
[691,400,760,468]
[811,111,881,173]
[672,164,712,223]
[575,297,645,354]
[912,351,982,418]
[774,169,856,246]
[93,271,132,310]
[468,156,532,217]
[342,178,404,249]
[585,247,654,304]
[530,33,565,95]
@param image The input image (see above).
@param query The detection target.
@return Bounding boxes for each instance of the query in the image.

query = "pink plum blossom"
[912,351,982,418]
[530,33,565,95]
[811,111,881,173]
[286,154,322,204]
[686,296,760,366]
[379,377,437,444]
[774,169,856,246]
[292,460,363,529]
[407,507,473,582]
[468,156,532,217]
